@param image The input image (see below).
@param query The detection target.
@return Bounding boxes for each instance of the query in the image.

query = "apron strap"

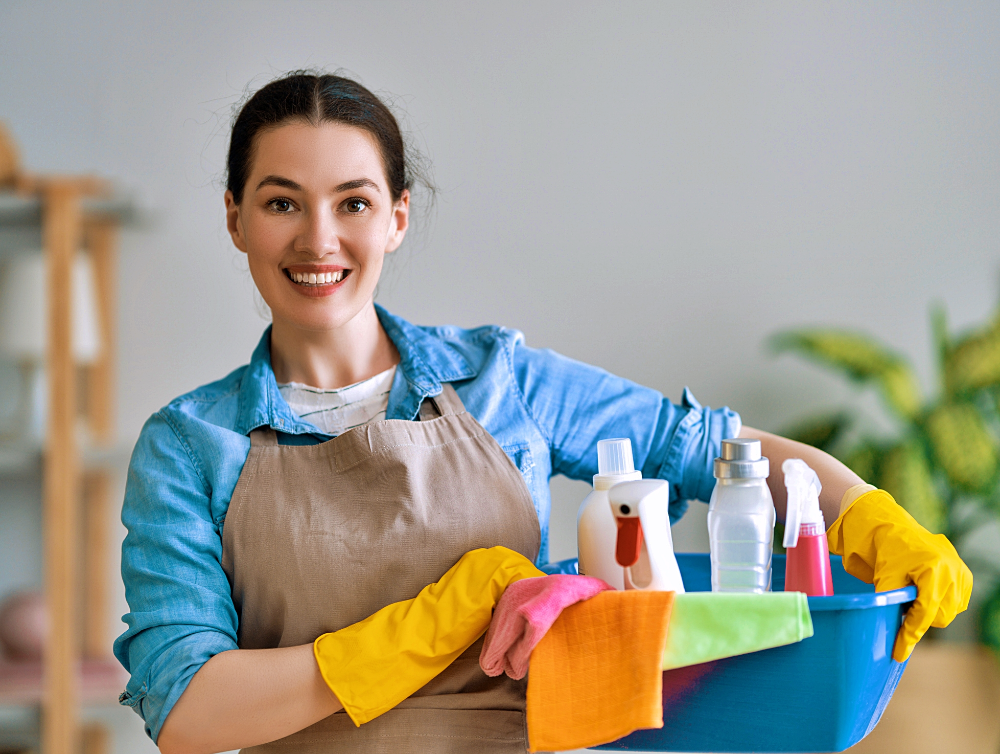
[418,383,465,421]
[250,426,279,447]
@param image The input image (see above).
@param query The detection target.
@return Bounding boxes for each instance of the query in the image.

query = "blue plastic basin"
[541,553,915,753]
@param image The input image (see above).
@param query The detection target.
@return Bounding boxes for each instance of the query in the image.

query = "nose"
[294,206,340,258]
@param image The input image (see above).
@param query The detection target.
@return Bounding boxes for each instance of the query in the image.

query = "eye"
[343,198,370,214]
[267,198,295,213]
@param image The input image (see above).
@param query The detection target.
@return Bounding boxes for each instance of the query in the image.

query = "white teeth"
[288,270,346,285]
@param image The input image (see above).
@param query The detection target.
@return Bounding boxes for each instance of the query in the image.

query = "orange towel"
[525,590,674,752]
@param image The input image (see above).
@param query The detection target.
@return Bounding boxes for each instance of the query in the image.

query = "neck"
[269,303,399,389]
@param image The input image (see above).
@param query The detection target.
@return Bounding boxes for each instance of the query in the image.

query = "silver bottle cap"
[714,438,770,479]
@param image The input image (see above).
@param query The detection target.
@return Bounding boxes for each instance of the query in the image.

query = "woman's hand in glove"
[827,489,973,662]
[313,546,544,726]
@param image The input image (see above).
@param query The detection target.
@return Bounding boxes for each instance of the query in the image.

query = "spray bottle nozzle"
[782,459,824,549]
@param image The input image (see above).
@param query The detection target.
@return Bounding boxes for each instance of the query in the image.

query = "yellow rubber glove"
[314,546,544,726]
[827,489,972,662]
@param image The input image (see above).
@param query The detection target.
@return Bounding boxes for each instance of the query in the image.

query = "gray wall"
[1,2,998,751]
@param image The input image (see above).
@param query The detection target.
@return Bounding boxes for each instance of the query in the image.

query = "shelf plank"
[83,470,113,660]
[0,440,133,478]
[0,191,136,258]
[0,193,136,227]
[43,181,82,754]
[0,660,126,707]
[83,221,117,445]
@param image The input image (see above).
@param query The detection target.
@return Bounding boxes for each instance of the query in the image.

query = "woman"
[115,72,971,754]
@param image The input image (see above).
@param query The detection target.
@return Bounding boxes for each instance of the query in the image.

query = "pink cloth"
[479,574,613,680]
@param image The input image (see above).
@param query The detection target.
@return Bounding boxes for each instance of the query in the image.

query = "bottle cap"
[597,438,636,476]
[714,438,769,479]
[721,438,761,461]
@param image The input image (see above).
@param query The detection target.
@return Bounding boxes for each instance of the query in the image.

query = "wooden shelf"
[0,178,132,754]
[0,439,133,479]
[0,191,137,260]
[0,660,126,707]
[0,192,136,225]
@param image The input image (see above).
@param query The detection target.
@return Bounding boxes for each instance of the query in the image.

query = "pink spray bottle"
[782,459,834,596]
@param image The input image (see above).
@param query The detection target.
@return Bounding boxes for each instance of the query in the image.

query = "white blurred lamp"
[0,252,101,446]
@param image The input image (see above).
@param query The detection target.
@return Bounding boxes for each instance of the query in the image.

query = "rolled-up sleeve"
[512,340,741,522]
[113,412,239,742]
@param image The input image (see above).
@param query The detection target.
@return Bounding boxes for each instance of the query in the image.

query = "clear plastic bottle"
[708,438,775,593]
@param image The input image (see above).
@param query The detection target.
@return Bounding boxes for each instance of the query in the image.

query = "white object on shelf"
[0,251,102,363]
[0,252,101,445]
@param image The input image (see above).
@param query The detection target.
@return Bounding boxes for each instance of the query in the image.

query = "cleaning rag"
[661,591,813,670]
[314,546,544,726]
[480,574,613,680]
[526,589,674,752]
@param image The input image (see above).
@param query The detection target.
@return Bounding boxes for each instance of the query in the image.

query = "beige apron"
[221,384,542,753]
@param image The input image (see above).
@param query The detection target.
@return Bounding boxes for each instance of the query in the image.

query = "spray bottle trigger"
[781,458,823,549]
[783,487,803,549]
[615,518,643,567]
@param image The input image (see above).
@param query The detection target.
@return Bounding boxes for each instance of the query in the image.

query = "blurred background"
[0,1,998,752]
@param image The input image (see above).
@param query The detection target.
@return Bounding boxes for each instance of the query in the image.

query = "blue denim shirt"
[114,304,740,741]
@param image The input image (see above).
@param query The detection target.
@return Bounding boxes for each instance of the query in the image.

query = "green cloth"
[661,592,813,670]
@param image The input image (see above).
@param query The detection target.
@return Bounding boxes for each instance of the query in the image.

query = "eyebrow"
[256,175,302,192]
[333,178,382,194]
[255,175,382,194]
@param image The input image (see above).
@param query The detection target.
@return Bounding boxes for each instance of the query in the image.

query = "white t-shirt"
[278,365,396,436]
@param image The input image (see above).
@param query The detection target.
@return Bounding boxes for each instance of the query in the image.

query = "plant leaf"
[780,413,850,453]
[931,303,949,395]
[925,402,1000,493]
[879,361,923,420]
[946,319,1000,395]
[877,442,947,534]
[978,581,1000,658]
[772,329,922,420]
[843,443,882,484]
[771,330,895,378]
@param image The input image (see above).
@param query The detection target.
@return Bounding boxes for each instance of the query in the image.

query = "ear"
[384,189,410,254]
[225,190,248,253]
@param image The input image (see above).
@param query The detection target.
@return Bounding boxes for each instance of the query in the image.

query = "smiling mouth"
[284,269,349,286]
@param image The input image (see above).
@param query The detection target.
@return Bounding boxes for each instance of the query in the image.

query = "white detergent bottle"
[608,479,685,592]
[577,438,641,590]
[707,438,775,593]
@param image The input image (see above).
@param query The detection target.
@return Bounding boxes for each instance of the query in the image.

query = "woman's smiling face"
[225,120,409,334]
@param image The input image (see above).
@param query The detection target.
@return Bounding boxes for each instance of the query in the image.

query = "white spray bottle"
[577,438,641,590]
[782,458,834,596]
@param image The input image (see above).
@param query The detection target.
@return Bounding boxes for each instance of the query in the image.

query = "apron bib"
[221,384,541,753]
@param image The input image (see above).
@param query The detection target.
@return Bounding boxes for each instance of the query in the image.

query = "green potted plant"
[771,304,1000,752]
[772,304,1000,649]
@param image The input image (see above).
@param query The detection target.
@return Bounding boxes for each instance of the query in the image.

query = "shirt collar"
[234,305,477,435]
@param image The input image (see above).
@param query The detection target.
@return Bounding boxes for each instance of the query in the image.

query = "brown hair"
[226,71,432,205]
